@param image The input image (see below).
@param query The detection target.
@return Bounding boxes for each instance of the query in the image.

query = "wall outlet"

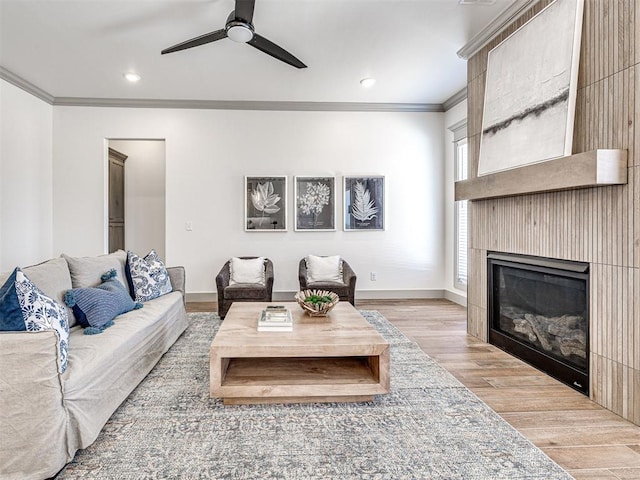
[185,221,193,231]
[370,272,377,281]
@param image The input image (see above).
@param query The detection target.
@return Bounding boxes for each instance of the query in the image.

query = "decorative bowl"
[294,289,339,317]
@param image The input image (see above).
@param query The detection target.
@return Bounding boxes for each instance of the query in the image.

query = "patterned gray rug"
[57,311,573,480]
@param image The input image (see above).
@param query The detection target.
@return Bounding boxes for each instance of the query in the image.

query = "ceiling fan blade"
[248,34,307,69]
[161,29,227,55]
[234,0,255,23]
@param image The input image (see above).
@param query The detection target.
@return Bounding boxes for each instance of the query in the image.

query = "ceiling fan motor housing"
[226,11,254,43]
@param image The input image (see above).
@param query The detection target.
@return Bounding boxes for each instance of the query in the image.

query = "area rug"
[56,311,573,480]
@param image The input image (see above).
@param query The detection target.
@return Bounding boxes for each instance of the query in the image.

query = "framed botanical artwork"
[343,176,384,231]
[294,176,336,231]
[244,176,287,231]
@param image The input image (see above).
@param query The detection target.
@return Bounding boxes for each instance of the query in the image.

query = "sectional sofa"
[0,251,188,479]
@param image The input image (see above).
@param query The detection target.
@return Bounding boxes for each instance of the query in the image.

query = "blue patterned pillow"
[0,268,70,373]
[125,250,173,302]
[64,269,142,335]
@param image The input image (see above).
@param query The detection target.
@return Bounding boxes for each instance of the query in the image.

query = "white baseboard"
[186,292,217,303]
[443,289,467,307]
[353,289,446,300]
[186,289,464,304]
[187,288,467,307]
[275,290,447,301]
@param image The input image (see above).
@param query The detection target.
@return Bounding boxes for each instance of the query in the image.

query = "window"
[455,139,468,288]
[449,119,468,290]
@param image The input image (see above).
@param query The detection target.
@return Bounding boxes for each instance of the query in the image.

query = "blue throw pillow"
[0,268,24,331]
[125,250,173,302]
[0,267,70,373]
[64,269,142,335]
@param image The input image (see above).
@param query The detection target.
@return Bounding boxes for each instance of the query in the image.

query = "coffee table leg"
[209,349,229,398]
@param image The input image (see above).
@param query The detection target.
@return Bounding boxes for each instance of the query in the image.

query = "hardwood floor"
[187,299,640,480]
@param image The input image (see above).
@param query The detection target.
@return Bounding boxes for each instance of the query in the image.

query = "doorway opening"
[107,139,166,260]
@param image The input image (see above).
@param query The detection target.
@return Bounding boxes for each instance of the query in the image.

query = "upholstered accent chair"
[216,257,274,319]
[298,256,357,306]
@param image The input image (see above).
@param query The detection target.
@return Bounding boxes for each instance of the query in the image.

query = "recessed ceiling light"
[360,77,376,88]
[124,72,141,83]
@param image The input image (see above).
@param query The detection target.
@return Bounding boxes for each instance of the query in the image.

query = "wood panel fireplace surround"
[487,253,589,395]
[458,0,639,425]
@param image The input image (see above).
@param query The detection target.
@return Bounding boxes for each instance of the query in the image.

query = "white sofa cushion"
[63,250,128,289]
[63,291,187,451]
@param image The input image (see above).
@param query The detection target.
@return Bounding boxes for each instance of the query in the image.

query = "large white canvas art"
[478,0,583,176]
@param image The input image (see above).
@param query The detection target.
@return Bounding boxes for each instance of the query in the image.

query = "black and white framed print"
[294,176,336,231]
[343,176,384,231]
[244,176,287,231]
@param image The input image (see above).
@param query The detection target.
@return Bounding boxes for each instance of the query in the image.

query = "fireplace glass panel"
[494,265,588,372]
[488,253,589,394]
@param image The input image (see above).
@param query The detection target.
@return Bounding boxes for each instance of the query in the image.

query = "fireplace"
[487,252,589,395]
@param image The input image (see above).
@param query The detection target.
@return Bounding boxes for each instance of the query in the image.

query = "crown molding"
[457,0,541,59]
[0,65,55,104]
[442,87,467,111]
[52,97,444,112]
[1,66,445,113]
[447,118,468,142]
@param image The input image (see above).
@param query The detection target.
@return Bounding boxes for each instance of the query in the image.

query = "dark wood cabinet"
[108,148,127,253]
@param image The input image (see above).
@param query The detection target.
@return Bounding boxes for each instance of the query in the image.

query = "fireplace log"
[511,313,586,359]
[501,306,525,320]
[547,318,586,343]
[523,314,554,351]
[547,315,583,334]
[559,330,587,359]
[513,318,538,342]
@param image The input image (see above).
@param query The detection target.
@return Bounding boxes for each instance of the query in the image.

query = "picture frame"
[343,176,384,231]
[244,176,287,231]
[294,176,336,231]
[478,0,583,176]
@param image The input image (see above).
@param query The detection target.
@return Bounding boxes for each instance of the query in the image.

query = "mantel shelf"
[455,149,628,201]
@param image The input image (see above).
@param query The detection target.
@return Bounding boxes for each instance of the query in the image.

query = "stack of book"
[258,305,293,332]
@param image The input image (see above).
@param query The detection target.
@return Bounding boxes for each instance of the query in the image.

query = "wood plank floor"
[187,299,640,480]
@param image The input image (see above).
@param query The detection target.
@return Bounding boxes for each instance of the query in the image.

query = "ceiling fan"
[161,0,307,69]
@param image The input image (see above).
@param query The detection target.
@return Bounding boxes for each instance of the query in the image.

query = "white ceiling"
[0,0,514,105]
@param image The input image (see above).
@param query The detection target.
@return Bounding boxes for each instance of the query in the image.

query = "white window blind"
[456,200,468,285]
[455,138,468,288]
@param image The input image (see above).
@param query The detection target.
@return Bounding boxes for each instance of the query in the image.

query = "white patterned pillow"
[6,268,70,373]
[125,250,173,302]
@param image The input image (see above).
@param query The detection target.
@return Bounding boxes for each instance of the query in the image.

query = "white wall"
[0,79,53,272]
[108,140,166,261]
[53,107,445,297]
[444,100,467,304]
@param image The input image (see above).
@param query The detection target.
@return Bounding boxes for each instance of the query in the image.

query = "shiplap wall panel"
[628,64,640,167]
[637,0,640,66]
[466,0,640,425]
[631,266,636,371]
[635,167,640,268]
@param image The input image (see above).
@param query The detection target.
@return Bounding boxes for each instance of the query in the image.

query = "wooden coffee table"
[210,302,390,405]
